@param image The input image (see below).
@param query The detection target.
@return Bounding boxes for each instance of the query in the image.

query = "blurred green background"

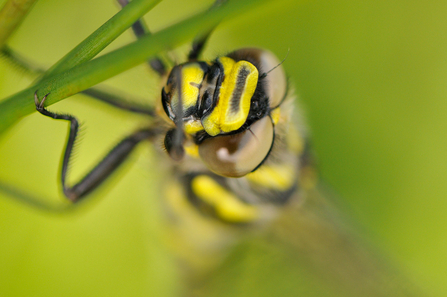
[1,0,446,296]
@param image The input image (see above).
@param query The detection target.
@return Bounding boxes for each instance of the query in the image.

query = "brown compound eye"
[198,116,274,178]
[259,50,287,108]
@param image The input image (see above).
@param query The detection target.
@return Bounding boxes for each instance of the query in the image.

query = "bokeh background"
[0,0,446,296]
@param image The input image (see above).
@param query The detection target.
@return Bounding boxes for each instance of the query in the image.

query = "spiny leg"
[118,0,225,68]
[34,92,158,203]
[81,87,154,116]
[188,30,213,61]
[187,0,227,61]
[117,0,167,76]
[0,45,45,75]
[163,67,185,161]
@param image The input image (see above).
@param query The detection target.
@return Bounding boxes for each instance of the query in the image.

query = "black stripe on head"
[213,59,225,103]
[230,66,251,114]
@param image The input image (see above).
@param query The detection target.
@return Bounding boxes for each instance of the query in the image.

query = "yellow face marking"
[202,57,259,136]
[201,57,235,136]
[246,164,296,191]
[184,119,204,135]
[191,175,258,223]
[171,63,204,111]
[221,61,258,133]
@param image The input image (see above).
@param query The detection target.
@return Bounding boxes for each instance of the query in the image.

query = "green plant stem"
[42,0,162,79]
[0,0,38,48]
[0,0,271,135]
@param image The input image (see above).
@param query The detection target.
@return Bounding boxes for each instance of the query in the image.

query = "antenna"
[260,48,290,79]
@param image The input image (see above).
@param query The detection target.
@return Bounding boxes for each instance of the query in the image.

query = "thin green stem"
[0,0,38,48]
[1,46,154,114]
[42,0,162,79]
[0,0,271,135]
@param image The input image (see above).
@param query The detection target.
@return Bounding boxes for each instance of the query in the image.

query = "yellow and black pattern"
[159,48,312,224]
[201,57,259,136]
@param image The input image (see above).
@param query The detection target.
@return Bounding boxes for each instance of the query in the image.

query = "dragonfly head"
[161,48,287,177]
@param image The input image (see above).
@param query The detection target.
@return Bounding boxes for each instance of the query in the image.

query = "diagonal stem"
[0,0,271,135]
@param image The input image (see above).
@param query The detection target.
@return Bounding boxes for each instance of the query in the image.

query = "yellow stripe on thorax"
[246,164,296,191]
[184,142,199,158]
[191,175,258,223]
[202,57,259,136]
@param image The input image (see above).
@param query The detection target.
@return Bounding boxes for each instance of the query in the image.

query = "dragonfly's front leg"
[34,92,158,202]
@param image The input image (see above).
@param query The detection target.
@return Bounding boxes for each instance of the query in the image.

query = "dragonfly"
[0,0,419,296]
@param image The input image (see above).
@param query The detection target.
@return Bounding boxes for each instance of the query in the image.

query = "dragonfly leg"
[34,92,158,202]
[117,0,167,76]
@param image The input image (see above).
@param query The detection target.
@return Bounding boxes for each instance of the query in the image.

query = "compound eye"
[259,50,287,108]
[198,116,274,178]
